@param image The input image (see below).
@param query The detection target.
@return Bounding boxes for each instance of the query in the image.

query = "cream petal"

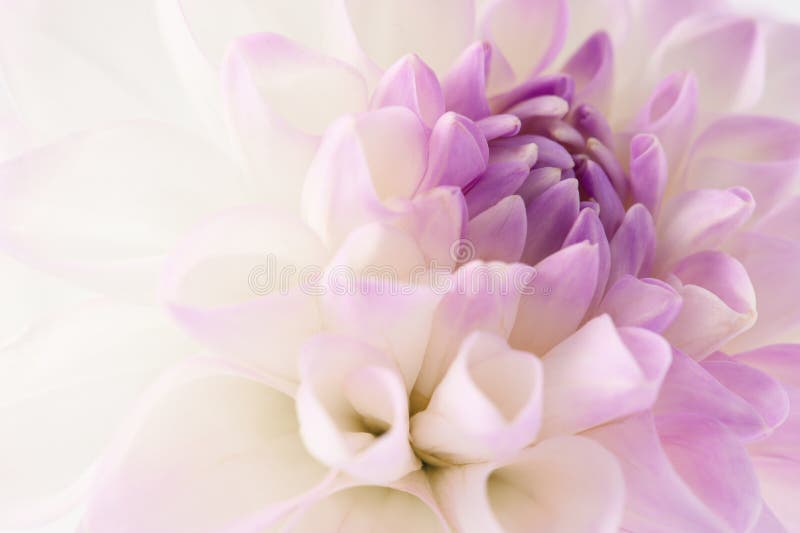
[83,359,330,533]
[344,0,475,74]
[161,206,328,382]
[479,0,569,80]
[431,436,624,533]
[411,331,542,464]
[0,122,246,301]
[0,301,193,528]
[296,334,420,483]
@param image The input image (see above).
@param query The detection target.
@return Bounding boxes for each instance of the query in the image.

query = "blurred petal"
[83,359,330,533]
[223,34,367,207]
[510,242,599,354]
[344,0,474,73]
[411,331,542,464]
[650,15,765,114]
[664,251,757,359]
[685,115,800,220]
[540,315,671,437]
[431,436,624,532]
[0,122,246,301]
[0,301,192,528]
[161,206,328,382]
[479,0,569,80]
[755,22,800,122]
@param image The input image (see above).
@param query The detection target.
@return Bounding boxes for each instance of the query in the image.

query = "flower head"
[1,0,799,532]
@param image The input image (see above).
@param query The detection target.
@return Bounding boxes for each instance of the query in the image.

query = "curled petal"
[297,335,420,483]
[540,315,672,437]
[599,276,682,333]
[411,331,542,464]
[650,15,765,114]
[562,208,611,310]
[664,251,757,359]
[467,195,528,263]
[344,0,474,73]
[479,0,569,80]
[628,134,668,217]
[626,72,698,166]
[562,32,614,114]
[510,242,599,355]
[477,114,522,140]
[575,158,625,237]
[83,359,330,533]
[371,54,445,128]
[430,436,624,533]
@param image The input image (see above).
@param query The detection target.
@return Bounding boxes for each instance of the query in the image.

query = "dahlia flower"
[1,0,800,532]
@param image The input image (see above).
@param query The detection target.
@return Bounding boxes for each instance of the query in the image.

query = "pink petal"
[476,114,522,140]
[562,32,614,114]
[411,331,542,464]
[625,72,698,167]
[510,242,599,355]
[296,334,419,483]
[302,108,427,246]
[562,207,611,310]
[655,349,786,441]
[599,276,682,333]
[575,158,625,237]
[663,251,757,359]
[421,112,489,191]
[540,315,672,437]
[466,195,528,263]
[628,134,669,217]
[586,412,760,533]
[479,0,569,80]
[608,204,656,286]
[734,344,800,388]
[754,22,800,122]
[414,262,535,407]
[465,161,530,216]
[430,436,624,532]
[443,41,493,120]
[521,178,579,265]
[371,54,445,128]
[656,187,755,271]
[344,0,475,73]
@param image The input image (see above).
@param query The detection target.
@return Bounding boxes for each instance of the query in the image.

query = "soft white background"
[2,0,798,531]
